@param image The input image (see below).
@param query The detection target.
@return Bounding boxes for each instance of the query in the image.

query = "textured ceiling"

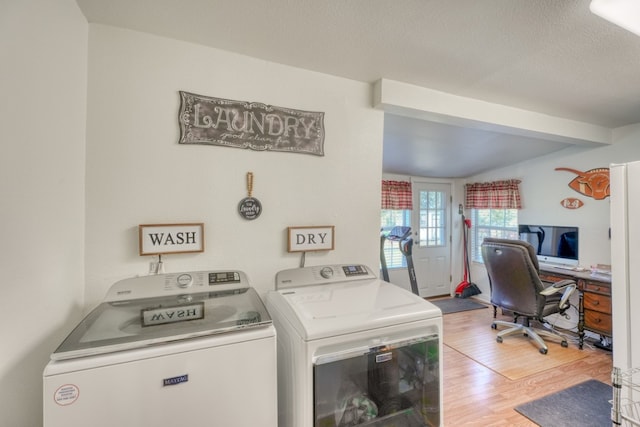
[76,0,640,177]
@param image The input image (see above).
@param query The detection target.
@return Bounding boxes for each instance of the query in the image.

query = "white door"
[412,182,451,297]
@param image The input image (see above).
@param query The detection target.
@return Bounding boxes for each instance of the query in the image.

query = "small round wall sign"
[239,197,262,220]
[238,172,262,220]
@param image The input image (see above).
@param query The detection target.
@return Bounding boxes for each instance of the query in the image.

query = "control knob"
[320,267,334,279]
[176,273,193,288]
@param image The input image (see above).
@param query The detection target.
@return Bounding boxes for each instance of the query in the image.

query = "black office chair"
[481,237,577,354]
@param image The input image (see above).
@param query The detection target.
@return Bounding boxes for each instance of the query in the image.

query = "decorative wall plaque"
[238,172,262,220]
[287,226,335,252]
[555,167,610,200]
[560,197,584,209]
[178,91,325,156]
[139,223,204,256]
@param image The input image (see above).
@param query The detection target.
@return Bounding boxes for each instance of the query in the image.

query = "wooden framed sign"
[178,91,325,156]
[288,226,334,252]
[139,223,204,256]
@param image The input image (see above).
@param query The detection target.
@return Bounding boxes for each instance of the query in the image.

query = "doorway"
[412,181,451,297]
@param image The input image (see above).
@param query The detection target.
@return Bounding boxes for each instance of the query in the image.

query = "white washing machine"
[43,270,277,427]
[265,264,443,427]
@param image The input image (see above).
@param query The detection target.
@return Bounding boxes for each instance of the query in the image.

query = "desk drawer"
[583,281,611,295]
[540,273,572,283]
[583,292,612,314]
[584,310,612,335]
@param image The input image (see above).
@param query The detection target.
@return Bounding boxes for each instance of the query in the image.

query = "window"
[381,209,411,268]
[418,190,446,248]
[465,179,522,263]
[380,180,412,269]
[470,209,519,263]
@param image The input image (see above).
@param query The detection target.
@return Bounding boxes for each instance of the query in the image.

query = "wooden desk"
[538,266,612,350]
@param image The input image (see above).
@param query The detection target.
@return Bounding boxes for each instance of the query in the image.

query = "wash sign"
[139,223,204,256]
[288,226,335,252]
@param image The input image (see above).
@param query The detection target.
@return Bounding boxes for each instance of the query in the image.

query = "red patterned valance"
[381,180,412,210]
[465,179,522,209]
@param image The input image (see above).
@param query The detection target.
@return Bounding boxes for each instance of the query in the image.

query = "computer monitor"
[518,224,579,267]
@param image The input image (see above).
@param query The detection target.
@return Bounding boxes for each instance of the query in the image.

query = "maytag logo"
[163,374,188,387]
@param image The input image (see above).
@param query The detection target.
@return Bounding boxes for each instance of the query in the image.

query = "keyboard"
[539,262,576,271]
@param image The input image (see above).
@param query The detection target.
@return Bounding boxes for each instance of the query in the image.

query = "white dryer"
[43,270,277,427]
[265,264,443,427]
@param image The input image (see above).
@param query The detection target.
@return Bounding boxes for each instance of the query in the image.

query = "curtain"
[381,180,412,210]
[465,179,522,209]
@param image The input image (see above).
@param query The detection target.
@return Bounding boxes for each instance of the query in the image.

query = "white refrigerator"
[610,161,640,371]
[610,161,640,423]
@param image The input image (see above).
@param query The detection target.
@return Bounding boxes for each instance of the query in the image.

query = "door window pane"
[419,190,445,247]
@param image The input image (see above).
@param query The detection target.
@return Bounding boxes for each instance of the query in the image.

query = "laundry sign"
[178,91,325,156]
[138,223,204,256]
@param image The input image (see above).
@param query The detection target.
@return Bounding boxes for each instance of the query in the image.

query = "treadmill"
[380,226,419,295]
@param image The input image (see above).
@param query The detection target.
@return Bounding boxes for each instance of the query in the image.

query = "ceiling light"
[590,0,640,36]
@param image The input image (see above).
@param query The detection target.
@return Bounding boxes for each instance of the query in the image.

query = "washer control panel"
[208,271,241,284]
[342,264,369,276]
[105,270,249,302]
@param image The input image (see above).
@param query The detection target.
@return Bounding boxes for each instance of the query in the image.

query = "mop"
[455,215,482,298]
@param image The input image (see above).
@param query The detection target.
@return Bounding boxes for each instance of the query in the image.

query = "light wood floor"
[439,300,613,426]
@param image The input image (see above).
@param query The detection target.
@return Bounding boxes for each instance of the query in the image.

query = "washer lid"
[270,278,441,340]
[52,284,272,361]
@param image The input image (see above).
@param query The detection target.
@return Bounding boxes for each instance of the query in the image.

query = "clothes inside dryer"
[314,336,440,427]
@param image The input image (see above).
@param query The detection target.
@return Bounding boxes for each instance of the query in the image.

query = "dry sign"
[139,223,204,256]
[288,226,335,252]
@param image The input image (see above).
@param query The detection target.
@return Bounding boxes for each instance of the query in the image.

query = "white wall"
[0,1,88,426]
[468,133,640,302]
[84,25,384,307]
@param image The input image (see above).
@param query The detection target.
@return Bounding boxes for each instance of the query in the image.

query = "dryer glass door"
[313,334,440,427]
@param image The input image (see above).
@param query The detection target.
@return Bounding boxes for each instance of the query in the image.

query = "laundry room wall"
[84,25,384,308]
[0,1,88,426]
